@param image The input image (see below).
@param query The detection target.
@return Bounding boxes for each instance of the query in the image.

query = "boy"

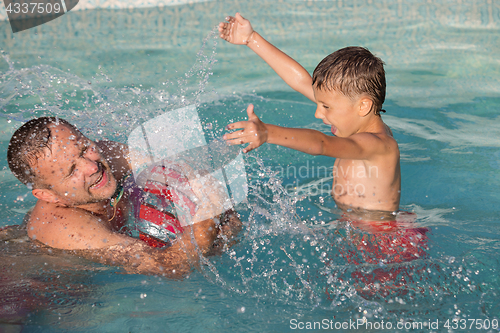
[219,13,401,214]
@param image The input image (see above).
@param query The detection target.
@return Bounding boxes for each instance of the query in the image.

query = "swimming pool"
[1,0,499,332]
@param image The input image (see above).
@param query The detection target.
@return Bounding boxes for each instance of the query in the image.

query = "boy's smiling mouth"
[330,125,337,135]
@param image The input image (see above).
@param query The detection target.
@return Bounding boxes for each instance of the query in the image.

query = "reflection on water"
[0,226,110,329]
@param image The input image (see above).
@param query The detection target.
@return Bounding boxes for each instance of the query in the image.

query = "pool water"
[1,0,500,332]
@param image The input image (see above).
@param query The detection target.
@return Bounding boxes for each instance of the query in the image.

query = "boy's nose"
[314,106,324,119]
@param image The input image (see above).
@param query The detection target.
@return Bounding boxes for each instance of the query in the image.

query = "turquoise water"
[1,0,500,332]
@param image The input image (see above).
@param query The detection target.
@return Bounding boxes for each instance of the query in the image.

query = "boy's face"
[313,87,363,138]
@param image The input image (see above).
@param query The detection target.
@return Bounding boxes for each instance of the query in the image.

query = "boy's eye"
[323,105,329,109]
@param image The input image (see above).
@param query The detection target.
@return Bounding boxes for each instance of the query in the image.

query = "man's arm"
[224,105,391,160]
[29,206,217,277]
[82,218,218,278]
[219,13,315,102]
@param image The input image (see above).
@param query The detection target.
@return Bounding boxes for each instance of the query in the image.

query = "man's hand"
[224,104,268,153]
[218,13,255,45]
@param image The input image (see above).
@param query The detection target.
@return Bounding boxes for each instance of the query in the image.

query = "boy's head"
[312,46,386,116]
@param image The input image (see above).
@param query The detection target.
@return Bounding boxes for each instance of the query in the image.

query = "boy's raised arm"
[219,13,315,102]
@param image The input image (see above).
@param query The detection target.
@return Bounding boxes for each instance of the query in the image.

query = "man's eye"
[67,166,76,178]
[82,142,94,155]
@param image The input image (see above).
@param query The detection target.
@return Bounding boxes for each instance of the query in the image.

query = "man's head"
[312,46,386,116]
[7,117,117,207]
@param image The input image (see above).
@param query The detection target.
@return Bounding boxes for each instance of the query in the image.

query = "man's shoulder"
[27,201,114,250]
[29,200,93,222]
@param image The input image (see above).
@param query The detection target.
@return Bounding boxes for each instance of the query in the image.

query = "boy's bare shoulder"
[373,125,399,158]
[374,125,398,148]
[379,123,399,151]
[350,126,399,157]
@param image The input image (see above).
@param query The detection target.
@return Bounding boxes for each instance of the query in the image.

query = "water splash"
[0,27,221,142]
[1,25,498,329]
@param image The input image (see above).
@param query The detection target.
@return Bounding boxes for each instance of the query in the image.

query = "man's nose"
[81,156,99,175]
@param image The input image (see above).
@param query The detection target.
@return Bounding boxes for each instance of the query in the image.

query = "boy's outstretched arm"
[224,104,328,154]
[224,105,391,161]
[219,13,315,102]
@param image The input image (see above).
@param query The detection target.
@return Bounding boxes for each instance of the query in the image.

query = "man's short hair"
[312,46,386,116]
[7,117,77,189]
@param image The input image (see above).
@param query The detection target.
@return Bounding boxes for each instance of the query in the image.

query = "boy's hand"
[218,13,255,45]
[224,104,267,153]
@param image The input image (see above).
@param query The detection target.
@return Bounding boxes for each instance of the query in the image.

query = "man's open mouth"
[89,163,107,189]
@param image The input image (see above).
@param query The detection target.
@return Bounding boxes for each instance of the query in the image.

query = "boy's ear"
[358,98,373,117]
[32,188,60,204]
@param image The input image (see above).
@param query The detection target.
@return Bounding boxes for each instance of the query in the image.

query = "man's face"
[34,124,117,207]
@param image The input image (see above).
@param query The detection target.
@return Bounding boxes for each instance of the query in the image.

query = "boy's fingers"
[226,120,249,131]
[235,13,246,23]
[246,104,258,120]
[223,129,244,141]
[219,23,229,33]
[225,137,243,145]
[242,143,256,153]
[225,137,249,148]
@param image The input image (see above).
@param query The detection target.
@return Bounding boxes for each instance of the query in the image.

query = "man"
[7,117,240,277]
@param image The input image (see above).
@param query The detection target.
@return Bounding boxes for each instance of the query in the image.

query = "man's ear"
[32,188,59,203]
[358,98,373,117]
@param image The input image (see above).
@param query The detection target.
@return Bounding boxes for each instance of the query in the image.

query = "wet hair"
[7,117,77,189]
[312,46,386,116]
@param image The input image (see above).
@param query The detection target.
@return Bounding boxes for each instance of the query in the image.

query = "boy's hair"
[312,46,386,116]
[7,117,77,189]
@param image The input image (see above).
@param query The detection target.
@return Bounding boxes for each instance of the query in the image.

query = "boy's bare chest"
[331,158,379,199]
[333,159,375,181]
